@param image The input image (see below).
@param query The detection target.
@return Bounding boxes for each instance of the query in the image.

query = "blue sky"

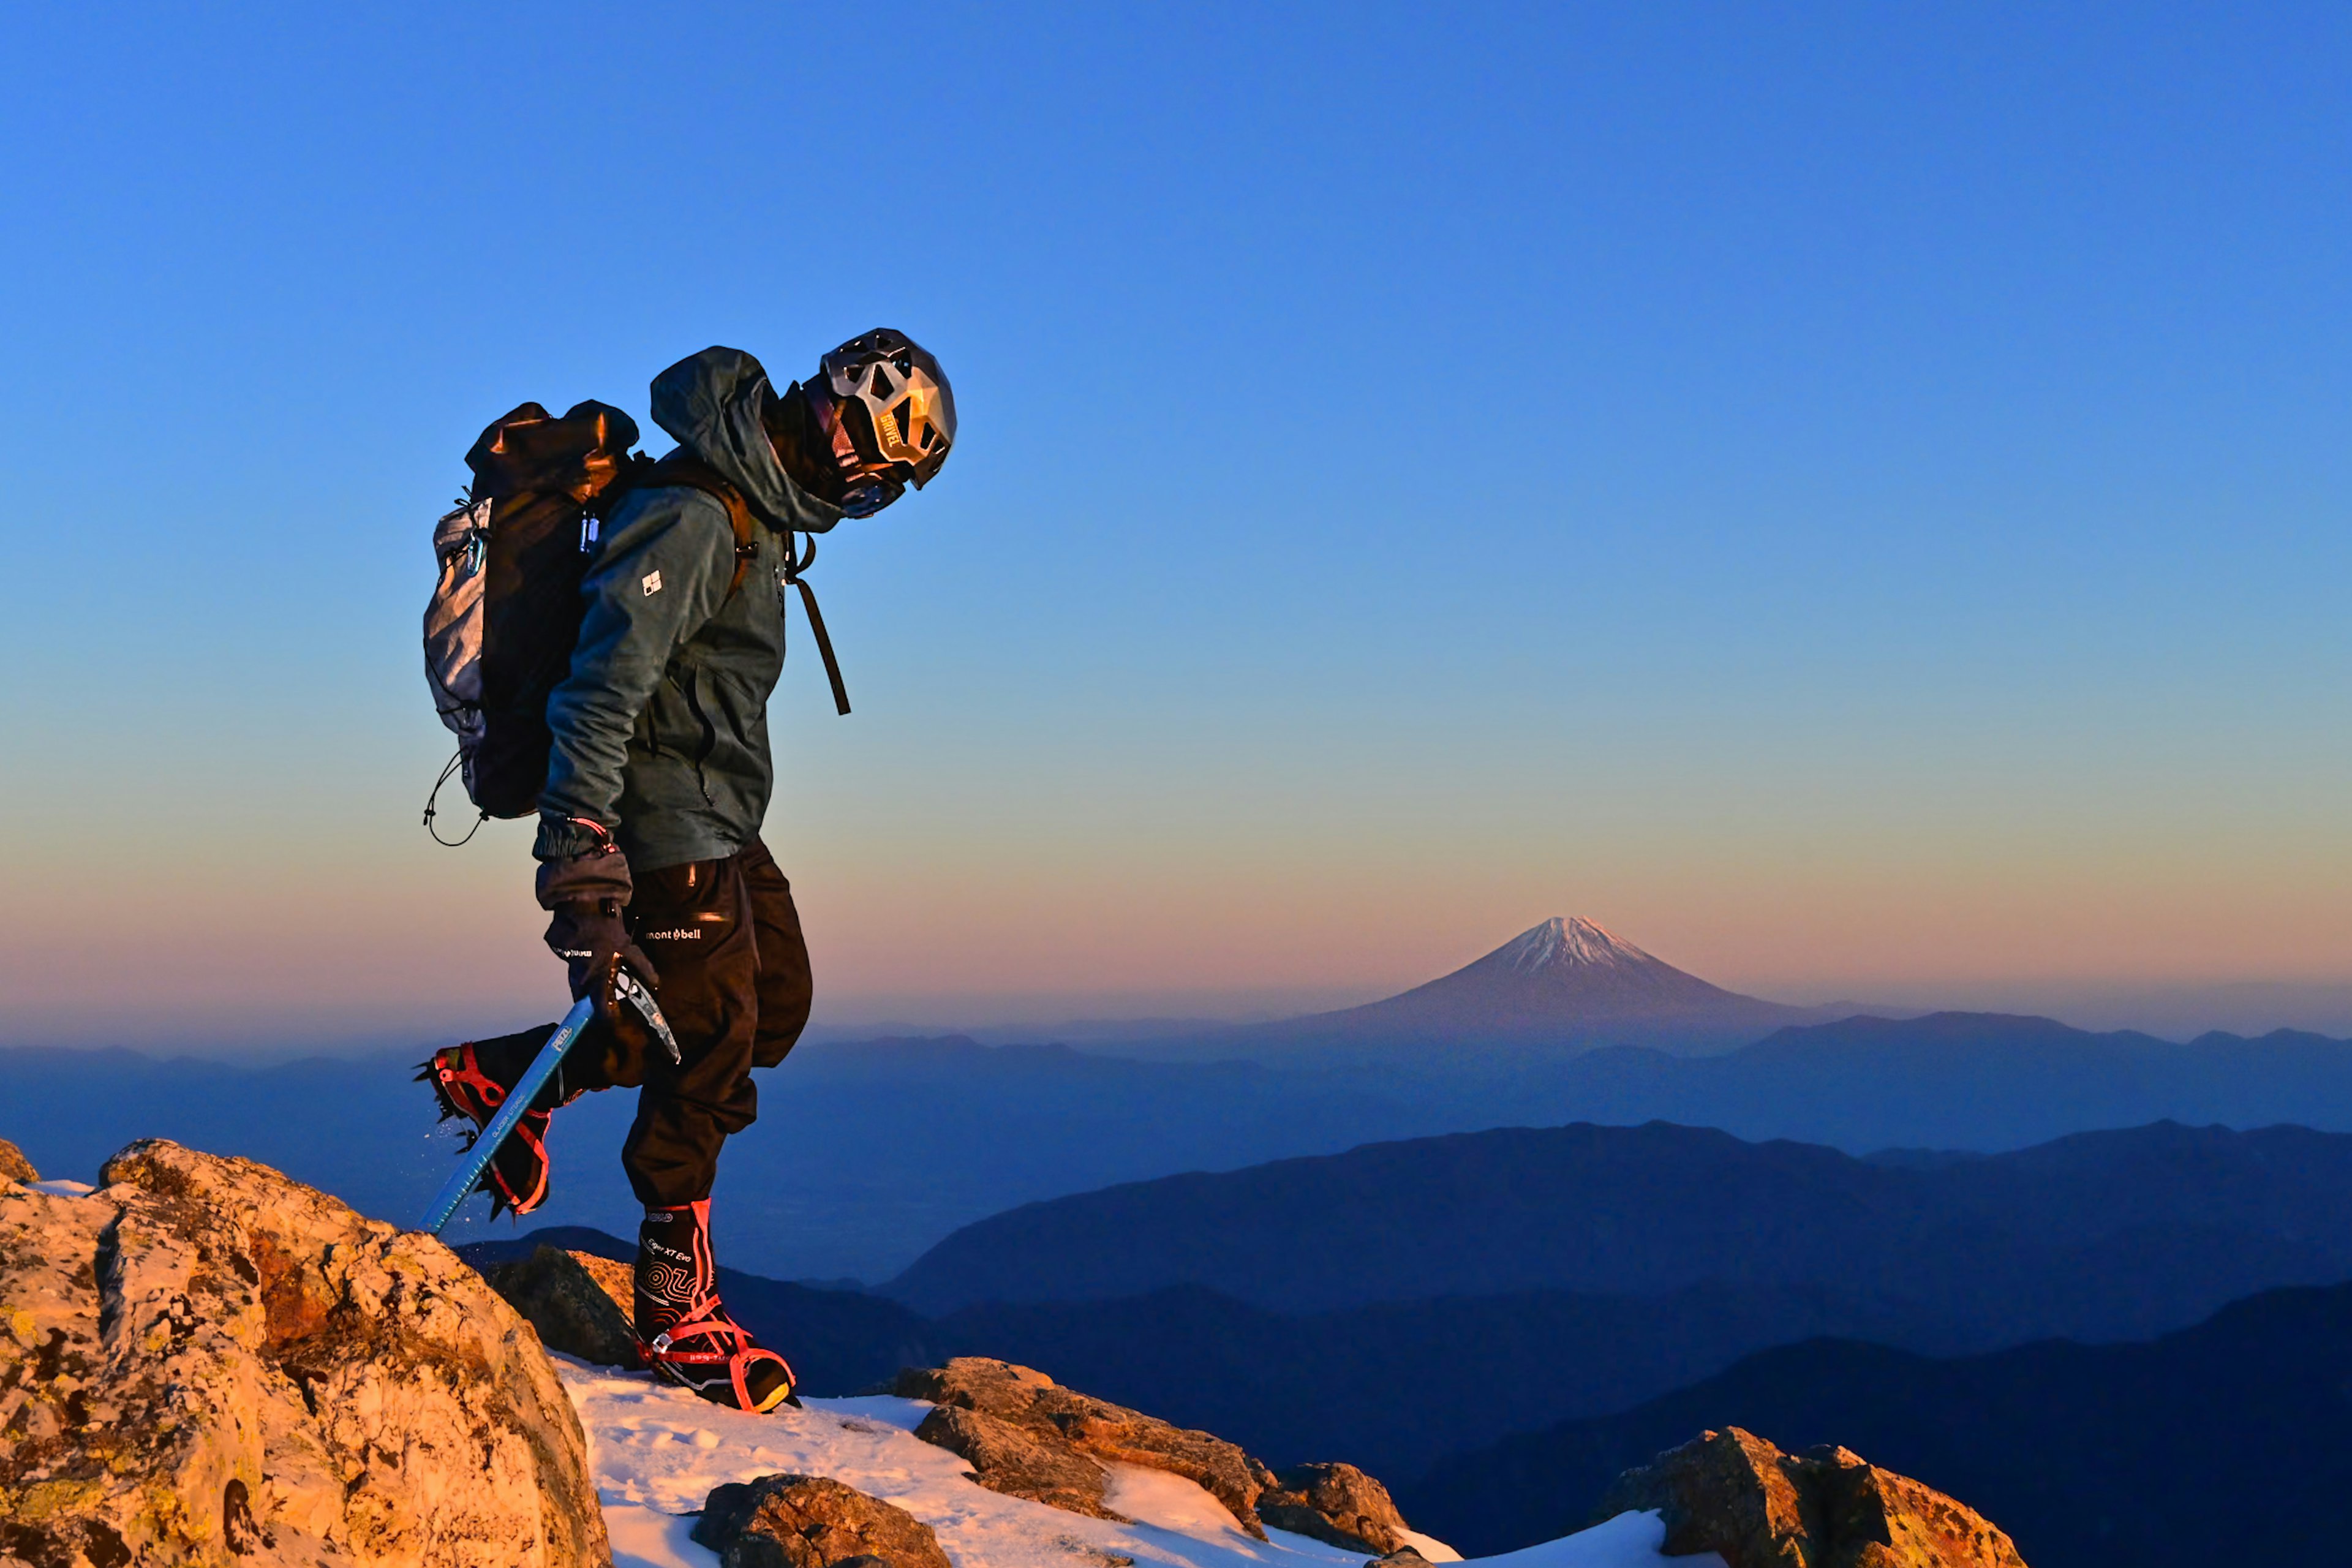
[4,2,2349,1047]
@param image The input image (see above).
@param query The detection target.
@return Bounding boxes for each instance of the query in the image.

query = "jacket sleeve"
[533,488,737,861]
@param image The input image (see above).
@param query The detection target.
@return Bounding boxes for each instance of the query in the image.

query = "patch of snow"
[1102,1463,1256,1542]
[26,1180,95,1197]
[605,1502,712,1568]
[557,1355,1692,1567]
[1464,1510,1721,1566]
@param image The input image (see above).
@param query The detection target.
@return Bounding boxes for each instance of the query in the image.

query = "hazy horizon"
[18,919,2352,1061]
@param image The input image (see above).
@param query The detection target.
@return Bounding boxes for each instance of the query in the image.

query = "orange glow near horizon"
[12,791,2352,1046]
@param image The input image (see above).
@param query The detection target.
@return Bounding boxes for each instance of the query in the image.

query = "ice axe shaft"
[417,995,595,1235]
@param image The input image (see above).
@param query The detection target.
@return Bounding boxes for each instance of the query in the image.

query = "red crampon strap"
[424,1043,552,1215]
[643,1308,797,1413]
[434,1045,507,1110]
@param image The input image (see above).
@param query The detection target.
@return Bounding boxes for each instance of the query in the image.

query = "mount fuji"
[1121,917,1859,1063]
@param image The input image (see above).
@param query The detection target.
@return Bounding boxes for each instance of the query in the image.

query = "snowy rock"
[1259,1462,1412,1555]
[691,1472,952,1567]
[0,1137,608,1567]
[0,1139,34,1185]
[488,1244,643,1367]
[888,1357,1433,1552]
[562,1359,1464,1568]
[1594,1427,2027,1568]
[894,1357,1276,1536]
[913,1402,1124,1518]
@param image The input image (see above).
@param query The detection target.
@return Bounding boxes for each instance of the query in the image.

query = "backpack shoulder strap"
[619,451,853,718]
[633,452,759,598]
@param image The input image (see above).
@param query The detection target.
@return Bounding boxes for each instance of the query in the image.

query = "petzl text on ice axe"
[417,979,682,1235]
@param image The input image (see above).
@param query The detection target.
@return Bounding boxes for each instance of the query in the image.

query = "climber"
[424,331,956,1412]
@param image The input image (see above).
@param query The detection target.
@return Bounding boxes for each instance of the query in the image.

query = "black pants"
[479,837,811,1207]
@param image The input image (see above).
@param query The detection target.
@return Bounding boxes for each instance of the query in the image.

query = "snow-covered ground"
[556,1357,1724,1568]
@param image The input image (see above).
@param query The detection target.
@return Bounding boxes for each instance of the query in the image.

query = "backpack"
[422,399,848,844]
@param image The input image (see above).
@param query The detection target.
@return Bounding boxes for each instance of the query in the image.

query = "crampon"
[418,1040,556,1218]
[636,1199,799,1412]
[643,1303,799,1412]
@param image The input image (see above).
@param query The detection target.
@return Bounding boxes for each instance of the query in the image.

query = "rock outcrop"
[0,1138,608,1568]
[692,1473,952,1568]
[0,1140,35,1186]
[912,1403,1121,1520]
[483,1245,640,1368]
[894,1358,1272,1535]
[1594,1427,2028,1568]
[890,1356,1420,1550]
[1257,1461,1412,1555]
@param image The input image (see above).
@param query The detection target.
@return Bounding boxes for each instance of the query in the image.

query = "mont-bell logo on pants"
[642,570,664,596]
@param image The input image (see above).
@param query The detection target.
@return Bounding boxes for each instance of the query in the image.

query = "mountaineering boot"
[635,1200,798,1412]
[418,1030,579,1217]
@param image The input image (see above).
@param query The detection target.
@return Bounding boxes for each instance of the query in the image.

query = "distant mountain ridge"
[18,1007,2352,1280]
[1115,916,1860,1061]
[472,1118,2352,1507]
[884,1118,2352,1317]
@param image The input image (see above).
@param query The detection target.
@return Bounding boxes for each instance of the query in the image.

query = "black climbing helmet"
[820,328,956,491]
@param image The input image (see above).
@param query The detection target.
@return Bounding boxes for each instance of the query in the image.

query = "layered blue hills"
[14,1003,2352,1280]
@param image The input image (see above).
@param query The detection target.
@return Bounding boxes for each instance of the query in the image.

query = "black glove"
[537,828,658,1021]
[543,898,659,1015]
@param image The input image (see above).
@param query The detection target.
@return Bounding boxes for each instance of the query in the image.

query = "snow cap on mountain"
[1499,917,1657,974]
[1279,911,1803,1049]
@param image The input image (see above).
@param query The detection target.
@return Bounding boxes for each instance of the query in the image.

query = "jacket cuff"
[534,812,619,862]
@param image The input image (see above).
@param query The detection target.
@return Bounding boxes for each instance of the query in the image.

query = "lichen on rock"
[0,1137,609,1567]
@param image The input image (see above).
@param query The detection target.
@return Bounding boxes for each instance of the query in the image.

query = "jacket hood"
[649,346,846,535]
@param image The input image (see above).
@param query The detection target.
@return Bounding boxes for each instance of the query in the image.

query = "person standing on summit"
[424,334,956,1412]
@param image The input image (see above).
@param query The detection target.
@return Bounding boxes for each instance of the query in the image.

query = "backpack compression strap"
[628,453,852,716]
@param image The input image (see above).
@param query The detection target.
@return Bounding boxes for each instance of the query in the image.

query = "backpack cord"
[783,532,852,716]
[423,750,489,846]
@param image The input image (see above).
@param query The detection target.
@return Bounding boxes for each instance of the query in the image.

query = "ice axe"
[417,973,680,1235]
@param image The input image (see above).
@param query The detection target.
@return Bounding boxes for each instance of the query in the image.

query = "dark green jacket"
[535,348,844,870]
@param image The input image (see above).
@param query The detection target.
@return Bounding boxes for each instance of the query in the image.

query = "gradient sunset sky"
[5,3,2350,1050]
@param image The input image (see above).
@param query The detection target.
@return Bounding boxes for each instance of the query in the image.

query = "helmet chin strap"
[837,481,900,519]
